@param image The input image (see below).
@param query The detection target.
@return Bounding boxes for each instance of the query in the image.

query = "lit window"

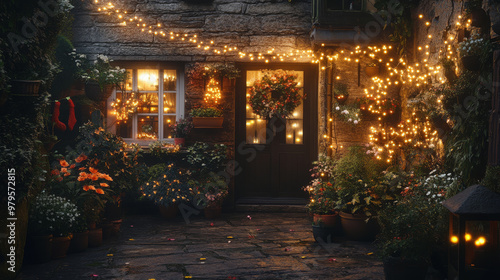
[108,66,184,144]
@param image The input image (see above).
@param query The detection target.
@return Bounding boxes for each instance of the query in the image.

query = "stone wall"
[71,0,312,62]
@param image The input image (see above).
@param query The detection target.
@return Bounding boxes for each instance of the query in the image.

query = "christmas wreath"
[249,72,303,119]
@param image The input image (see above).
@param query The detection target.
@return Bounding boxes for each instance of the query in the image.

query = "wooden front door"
[235,63,318,201]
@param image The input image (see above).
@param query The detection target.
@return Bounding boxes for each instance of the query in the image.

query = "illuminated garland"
[249,71,302,119]
[111,91,139,123]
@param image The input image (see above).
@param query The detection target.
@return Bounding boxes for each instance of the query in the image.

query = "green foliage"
[190,107,223,117]
[334,146,394,216]
[187,62,241,80]
[50,35,78,99]
[441,71,491,185]
[190,172,229,207]
[74,121,145,197]
[333,83,349,101]
[482,165,500,194]
[186,142,228,174]
[332,102,360,124]
[140,164,192,207]
[170,117,193,138]
[377,171,449,263]
[147,163,169,181]
[29,192,80,237]
[304,155,337,214]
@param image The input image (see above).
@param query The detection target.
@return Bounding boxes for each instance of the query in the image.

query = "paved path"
[19,212,384,280]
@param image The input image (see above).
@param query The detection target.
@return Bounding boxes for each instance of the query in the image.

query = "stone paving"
[19,212,384,280]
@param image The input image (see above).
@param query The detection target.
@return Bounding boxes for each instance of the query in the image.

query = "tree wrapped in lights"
[111,91,139,123]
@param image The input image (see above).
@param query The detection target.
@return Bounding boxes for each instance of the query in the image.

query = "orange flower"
[57,177,63,182]
[78,172,88,181]
[83,185,93,191]
[75,154,88,163]
[59,159,69,167]
[95,188,105,194]
[79,167,86,171]
[69,164,76,169]
[89,167,98,174]
[102,174,113,181]
[64,172,71,177]
[51,169,60,176]
[90,174,99,181]
[61,168,68,173]
[100,183,109,187]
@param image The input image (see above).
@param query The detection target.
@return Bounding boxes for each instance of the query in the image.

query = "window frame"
[107,62,185,146]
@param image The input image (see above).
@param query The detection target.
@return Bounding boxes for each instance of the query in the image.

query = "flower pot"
[111,219,122,236]
[192,117,224,128]
[88,228,103,247]
[313,213,338,227]
[339,211,379,241]
[51,236,72,259]
[69,230,89,253]
[85,80,114,102]
[159,204,179,219]
[25,235,52,264]
[470,8,489,28]
[11,80,42,96]
[204,205,222,219]
[174,138,185,146]
[312,225,336,243]
[461,55,481,71]
[383,258,428,280]
[365,66,380,77]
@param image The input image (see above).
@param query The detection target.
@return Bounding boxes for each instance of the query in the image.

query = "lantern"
[442,185,500,279]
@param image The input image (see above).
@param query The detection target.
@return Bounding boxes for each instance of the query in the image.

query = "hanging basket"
[11,80,42,96]
[365,66,380,77]
[461,55,481,71]
[85,80,114,102]
[192,117,224,128]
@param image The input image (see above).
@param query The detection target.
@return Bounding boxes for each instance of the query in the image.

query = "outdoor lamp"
[442,185,500,280]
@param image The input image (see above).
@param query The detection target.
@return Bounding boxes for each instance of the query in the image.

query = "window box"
[192,117,224,128]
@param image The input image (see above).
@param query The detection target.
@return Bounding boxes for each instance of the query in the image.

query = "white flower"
[353,120,358,124]
[335,106,340,111]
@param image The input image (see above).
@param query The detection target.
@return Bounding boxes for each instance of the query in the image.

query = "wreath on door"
[248,71,303,119]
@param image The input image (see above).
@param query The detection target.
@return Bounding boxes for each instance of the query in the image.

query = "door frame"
[234,62,319,202]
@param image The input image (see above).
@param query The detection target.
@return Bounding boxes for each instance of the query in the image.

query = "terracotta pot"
[69,231,89,253]
[88,228,103,247]
[25,235,52,264]
[313,213,338,227]
[339,211,379,241]
[312,225,336,243]
[192,117,224,128]
[11,80,42,96]
[383,258,428,280]
[461,55,481,71]
[174,138,185,146]
[365,66,380,77]
[204,205,222,219]
[111,219,122,236]
[159,204,179,219]
[51,236,72,259]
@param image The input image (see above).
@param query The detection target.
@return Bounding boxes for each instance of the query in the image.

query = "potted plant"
[140,164,192,219]
[73,53,128,102]
[334,146,393,241]
[68,214,89,254]
[190,107,224,128]
[377,170,450,280]
[365,62,380,77]
[28,193,81,259]
[457,36,492,72]
[170,117,193,146]
[190,172,229,219]
[186,142,228,174]
[333,83,349,104]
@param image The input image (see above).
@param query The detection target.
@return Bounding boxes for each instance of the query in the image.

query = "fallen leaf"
[130,225,134,228]
[107,254,113,257]
[367,252,374,255]
[227,236,233,239]
[301,256,306,259]
[247,215,252,220]
[200,258,206,261]
[289,229,295,232]
[167,238,175,241]
[329,258,336,262]
[129,238,135,241]
[210,222,214,226]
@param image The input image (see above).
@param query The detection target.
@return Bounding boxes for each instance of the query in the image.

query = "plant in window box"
[333,83,349,104]
[170,117,193,146]
[190,107,224,128]
[186,142,228,174]
[140,164,192,219]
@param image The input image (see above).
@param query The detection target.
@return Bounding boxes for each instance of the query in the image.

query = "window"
[108,64,185,145]
[245,70,304,145]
